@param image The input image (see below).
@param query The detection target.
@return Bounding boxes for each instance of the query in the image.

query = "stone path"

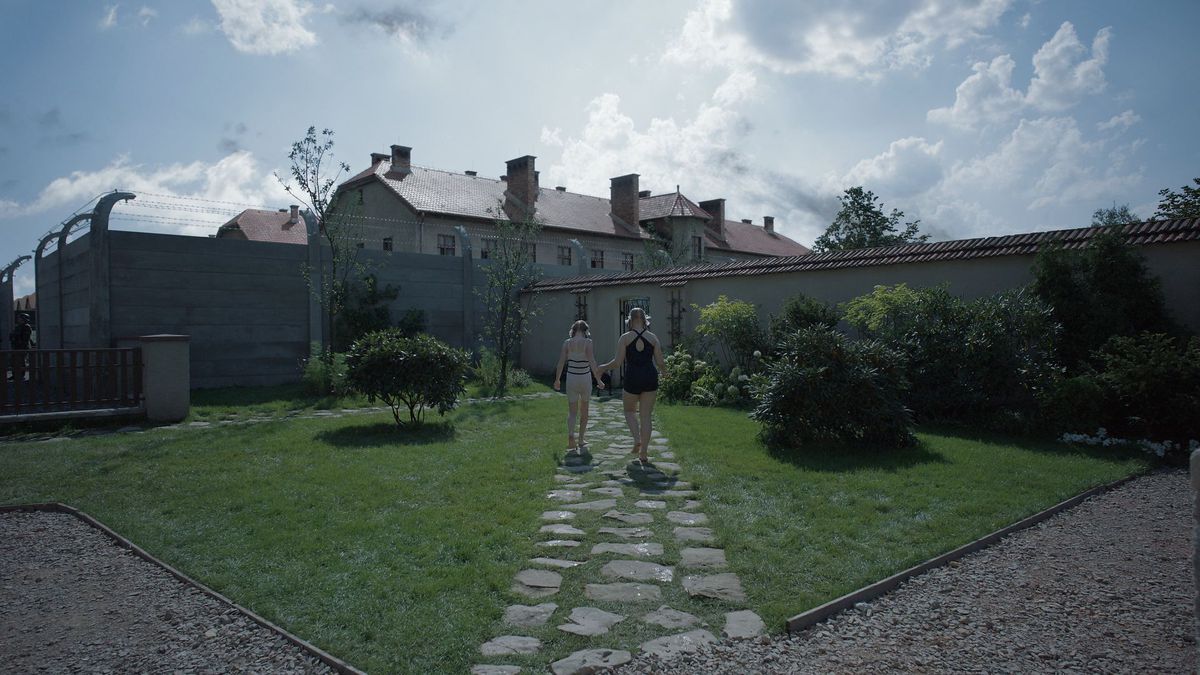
[473,397,764,674]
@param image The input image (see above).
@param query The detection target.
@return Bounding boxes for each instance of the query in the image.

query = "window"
[383,237,393,252]
[480,238,496,259]
[355,242,364,249]
[557,245,572,266]
[691,235,704,261]
[591,249,605,269]
[622,252,635,271]
[438,234,456,256]
[524,242,537,263]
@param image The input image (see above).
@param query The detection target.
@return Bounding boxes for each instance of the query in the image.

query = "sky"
[2,0,1198,297]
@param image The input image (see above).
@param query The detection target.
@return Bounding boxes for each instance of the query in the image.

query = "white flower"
[726,385,740,396]
[753,350,762,358]
[738,374,749,382]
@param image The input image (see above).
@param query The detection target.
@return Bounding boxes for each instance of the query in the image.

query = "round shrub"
[751,327,914,449]
[346,330,470,426]
[660,350,700,402]
[769,293,839,345]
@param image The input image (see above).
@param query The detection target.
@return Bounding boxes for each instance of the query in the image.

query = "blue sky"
[2,0,1198,296]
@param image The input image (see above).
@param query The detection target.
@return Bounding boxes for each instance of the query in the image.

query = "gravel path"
[0,510,337,674]
[616,469,1195,674]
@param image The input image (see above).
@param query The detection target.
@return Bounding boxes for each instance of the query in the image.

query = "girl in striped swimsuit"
[553,320,607,451]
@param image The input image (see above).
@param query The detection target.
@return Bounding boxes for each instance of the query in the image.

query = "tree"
[1153,177,1200,220]
[812,187,928,253]
[345,330,470,427]
[276,126,362,359]
[1091,203,1139,227]
[477,208,544,396]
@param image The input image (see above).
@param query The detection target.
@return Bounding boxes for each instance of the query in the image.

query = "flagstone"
[540,524,586,537]
[666,511,708,526]
[556,607,625,636]
[723,610,766,638]
[653,462,682,472]
[471,665,521,675]
[601,560,674,583]
[653,490,699,498]
[638,629,717,660]
[679,547,727,569]
[682,573,747,602]
[584,582,663,602]
[682,500,703,510]
[560,465,594,474]
[598,526,653,540]
[553,474,577,483]
[541,510,576,521]
[536,539,581,549]
[511,569,561,598]
[589,487,624,497]
[641,605,702,630]
[503,602,558,627]
[561,499,618,511]
[591,542,663,557]
[673,527,715,544]
[549,648,632,675]
[635,500,667,509]
[602,510,653,525]
[480,635,541,656]
[529,557,586,569]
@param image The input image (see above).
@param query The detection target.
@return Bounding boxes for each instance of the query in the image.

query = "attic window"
[383,237,393,252]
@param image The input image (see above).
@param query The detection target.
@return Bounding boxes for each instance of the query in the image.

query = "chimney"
[741,219,752,224]
[763,216,775,233]
[465,170,477,176]
[638,190,651,197]
[699,198,726,239]
[370,152,389,164]
[610,174,640,228]
[555,186,566,192]
[504,155,538,218]
[289,204,299,224]
[386,144,411,178]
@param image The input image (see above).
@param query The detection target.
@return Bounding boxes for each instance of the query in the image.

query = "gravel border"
[0,502,364,674]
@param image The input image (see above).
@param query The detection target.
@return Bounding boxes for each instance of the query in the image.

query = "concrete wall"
[107,231,311,389]
[35,233,94,350]
[520,240,1200,376]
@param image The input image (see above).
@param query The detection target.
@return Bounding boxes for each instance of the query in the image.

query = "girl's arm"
[553,341,567,390]
[652,333,667,371]
[587,341,605,385]
[598,333,628,372]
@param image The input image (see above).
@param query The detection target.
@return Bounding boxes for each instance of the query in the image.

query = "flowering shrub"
[693,295,768,372]
[1090,332,1200,450]
[689,364,757,408]
[660,350,704,403]
[1059,428,1200,461]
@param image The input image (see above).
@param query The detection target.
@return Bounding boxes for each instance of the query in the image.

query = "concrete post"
[87,192,135,348]
[302,210,326,351]
[456,226,474,349]
[140,334,190,422]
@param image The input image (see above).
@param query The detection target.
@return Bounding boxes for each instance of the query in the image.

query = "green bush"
[751,327,914,449]
[770,293,839,345]
[346,330,469,426]
[693,295,768,372]
[1092,332,1200,447]
[396,308,427,337]
[689,364,756,408]
[1038,375,1106,435]
[301,343,349,396]
[660,350,702,403]
[473,347,532,393]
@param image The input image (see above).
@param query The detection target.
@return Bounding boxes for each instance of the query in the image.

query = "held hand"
[553,380,560,391]
[597,381,605,390]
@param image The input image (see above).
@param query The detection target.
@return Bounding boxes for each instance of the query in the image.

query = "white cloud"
[138,6,158,27]
[1019,12,1031,29]
[211,0,318,55]
[712,70,758,106]
[664,0,1012,80]
[0,152,291,238]
[99,4,119,30]
[1097,109,1140,132]
[182,16,213,35]
[928,22,1113,129]
[1026,22,1111,111]
[842,137,944,198]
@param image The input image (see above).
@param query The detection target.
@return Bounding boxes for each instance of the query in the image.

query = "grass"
[654,404,1151,631]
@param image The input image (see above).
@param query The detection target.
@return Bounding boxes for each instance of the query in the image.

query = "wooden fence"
[1,348,143,416]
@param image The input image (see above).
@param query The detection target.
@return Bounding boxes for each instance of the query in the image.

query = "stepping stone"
[723,610,766,638]
[654,462,682,472]
[682,500,703,511]
[657,451,675,459]
[602,510,653,525]
[591,542,663,557]
[554,474,578,483]
[541,510,576,522]
[471,666,521,675]
[529,557,585,569]
[547,490,582,502]
[563,454,591,467]
[540,524,586,537]
[654,481,692,490]
[601,560,674,583]
[503,603,558,627]
[535,539,581,549]
[682,573,747,602]
[512,569,562,598]
[560,465,594,474]
[679,547,727,569]
[590,487,624,497]
[656,490,699,498]
[562,499,617,511]
[599,526,653,540]
[550,648,632,675]
[639,629,717,660]
[585,582,662,603]
[667,511,708,526]
[635,500,666,509]
[674,527,715,543]
[480,635,541,656]
[557,607,625,636]
[642,605,702,629]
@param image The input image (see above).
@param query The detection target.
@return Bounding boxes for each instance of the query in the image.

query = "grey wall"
[35,233,94,350]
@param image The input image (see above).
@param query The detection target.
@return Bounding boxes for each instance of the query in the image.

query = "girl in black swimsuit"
[599,307,667,464]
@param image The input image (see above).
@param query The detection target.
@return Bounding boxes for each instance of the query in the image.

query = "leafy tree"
[477,208,544,396]
[1153,177,1200,220]
[1091,203,1139,227]
[693,295,767,372]
[812,187,928,253]
[769,292,839,345]
[276,126,362,360]
[345,330,469,426]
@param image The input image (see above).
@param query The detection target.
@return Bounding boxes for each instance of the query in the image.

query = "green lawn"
[655,404,1150,630]
[0,394,1148,673]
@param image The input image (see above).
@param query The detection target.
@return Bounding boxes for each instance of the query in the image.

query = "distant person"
[599,307,665,464]
[9,313,32,350]
[553,320,606,451]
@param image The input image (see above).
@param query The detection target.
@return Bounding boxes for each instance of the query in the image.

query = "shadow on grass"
[315,420,456,448]
[765,437,950,473]
[919,422,1150,465]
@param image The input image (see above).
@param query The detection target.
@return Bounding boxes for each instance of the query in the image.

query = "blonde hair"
[626,307,649,331]
[569,320,590,338]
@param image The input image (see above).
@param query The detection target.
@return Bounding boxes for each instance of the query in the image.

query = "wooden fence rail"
[1,348,143,416]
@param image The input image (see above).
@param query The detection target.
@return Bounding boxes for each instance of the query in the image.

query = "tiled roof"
[15,292,36,310]
[342,159,808,255]
[216,209,308,245]
[527,218,1200,293]
[708,219,812,257]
